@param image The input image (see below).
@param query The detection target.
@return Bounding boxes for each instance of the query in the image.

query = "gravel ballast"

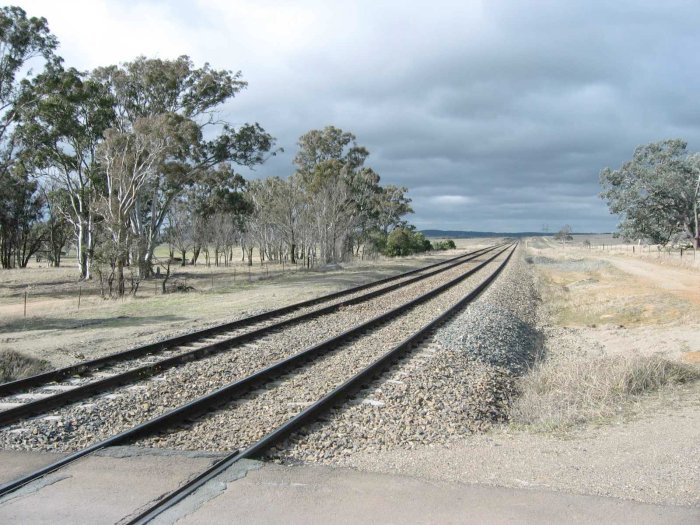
[0,249,482,399]
[0,249,503,452]
[136,251,509,451]
[271,243,540,464]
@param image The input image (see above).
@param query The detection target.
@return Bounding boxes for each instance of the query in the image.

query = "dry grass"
[533,257,687,327]
[0,350,50,383]
[510,352,700,431]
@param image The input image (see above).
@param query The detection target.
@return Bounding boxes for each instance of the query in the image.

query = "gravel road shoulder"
[339,381,699,507]
[274,243,700,507]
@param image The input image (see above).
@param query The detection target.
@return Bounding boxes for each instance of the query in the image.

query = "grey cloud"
[19,0,700,232]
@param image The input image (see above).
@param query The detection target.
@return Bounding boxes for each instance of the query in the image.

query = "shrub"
[383,228,433,256]
[365,230,387,255]
[0,350,50,383]
[434,239,456,250]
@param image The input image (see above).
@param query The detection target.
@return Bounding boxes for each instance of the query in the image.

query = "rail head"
[125,243,517,525]
[0,244,502,397]
[0,243,515,501]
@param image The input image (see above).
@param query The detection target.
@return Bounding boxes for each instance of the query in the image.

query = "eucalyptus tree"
[0,164,44,268]
[554,224,573,243]
[294,126,368,177]
[0,5,57,169]
[294,126,370,263]
[183,163,251,265]
[165,198,193,266]
[376,184,413,234]
[600,139,700,248]
[97,114,197,295]
[0,6,57,268]
[93,56,275,277]
[287,126,416,263]
[245,186,276,264]
[43,188,72,266]
[16,66,115,278]
[248,176,305,263]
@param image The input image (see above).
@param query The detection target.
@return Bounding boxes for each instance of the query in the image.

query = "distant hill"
[420,229,551,238]
[421,230,609,238]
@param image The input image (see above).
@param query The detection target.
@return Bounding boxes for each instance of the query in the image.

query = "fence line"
[0,259,321,320]
[577,242,700,269]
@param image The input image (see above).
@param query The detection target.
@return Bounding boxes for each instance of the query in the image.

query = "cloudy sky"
[14,0,700,232]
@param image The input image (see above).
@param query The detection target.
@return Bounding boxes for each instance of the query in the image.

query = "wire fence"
[0,259,314,320]
[586,242,699,267]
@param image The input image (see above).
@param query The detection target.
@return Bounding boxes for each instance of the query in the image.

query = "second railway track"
[0,244,502,431]
[0,243,514,505]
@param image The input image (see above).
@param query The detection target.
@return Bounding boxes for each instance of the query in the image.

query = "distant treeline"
[420,230,609,238]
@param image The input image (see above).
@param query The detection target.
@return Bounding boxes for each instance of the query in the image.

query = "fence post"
[24,291,27,318]
[78,286,82,310]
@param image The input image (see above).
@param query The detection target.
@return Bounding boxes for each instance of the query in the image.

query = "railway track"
[0,244,502,427]
[0,242,515,521]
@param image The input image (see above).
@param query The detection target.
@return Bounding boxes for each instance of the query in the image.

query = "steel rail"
[0,244,499,398]
[0,245,502,427]
[0,244,513,499]
[126,243,517,524]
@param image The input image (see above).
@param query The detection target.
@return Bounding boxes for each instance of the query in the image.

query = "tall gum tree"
[249,176,305,263]
[93,56,276,277]
[292,126,412,263]
[17,66,115,279]
[294,126,369,263]
[600,139,700,248]
[97,114,197,294]
[0,6,58,269]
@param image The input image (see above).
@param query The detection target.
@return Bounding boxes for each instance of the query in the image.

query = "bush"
[364,230,387,256]
[433,239,456,250]
[0,350,50,383]
[383,228,432,256]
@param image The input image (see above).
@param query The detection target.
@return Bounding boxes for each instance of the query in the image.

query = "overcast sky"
[14,0,700,232]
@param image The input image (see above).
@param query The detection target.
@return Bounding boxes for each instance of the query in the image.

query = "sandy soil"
[527,238,700,364]
[343,238,700,507]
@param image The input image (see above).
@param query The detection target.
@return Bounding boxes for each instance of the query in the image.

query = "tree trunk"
[77,221,88,279]
[116,258,125,297]
[86,213,95,280]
